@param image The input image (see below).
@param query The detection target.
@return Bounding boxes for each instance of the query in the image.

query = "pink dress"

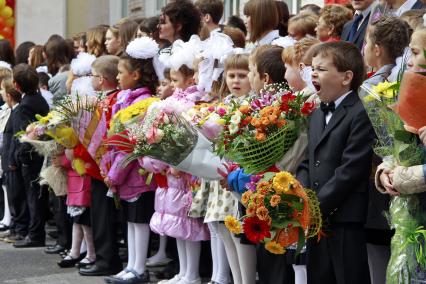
[140,157,210,241]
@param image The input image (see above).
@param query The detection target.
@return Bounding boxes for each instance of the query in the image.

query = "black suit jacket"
[2,107,17,170]
[412,0,426,9]
[341,11,371,50]
[11,91,49,165]
[297,92,376,224]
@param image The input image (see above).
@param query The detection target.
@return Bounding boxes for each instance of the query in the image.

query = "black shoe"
[13,237,45,248]
[58,254,85,268]
[79,264,122,276]
[45,244,66,254]
[76,259,96,269]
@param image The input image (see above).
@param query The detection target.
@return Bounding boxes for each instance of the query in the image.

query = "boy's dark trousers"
[90,179,122,270]
[53,194,72,249]
[297,93,375,284]
[5,170,29,236]
[19,157,49,242]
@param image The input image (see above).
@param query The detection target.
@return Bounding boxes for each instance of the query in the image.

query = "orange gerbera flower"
[251,117,261,128]
[270,194,281,207]
[255,131,266,141]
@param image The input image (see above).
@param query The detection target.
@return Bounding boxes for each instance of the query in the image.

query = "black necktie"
[320,101,335,114]
[348,13,363,42]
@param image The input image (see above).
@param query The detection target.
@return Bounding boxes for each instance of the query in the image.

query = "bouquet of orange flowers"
[215,83,315,173]
[224,171,322,254]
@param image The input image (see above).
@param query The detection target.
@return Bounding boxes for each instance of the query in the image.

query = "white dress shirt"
[325,91,351,125]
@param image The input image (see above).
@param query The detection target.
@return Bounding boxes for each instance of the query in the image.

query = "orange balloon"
[5,17,13,27]
[1,26,12,38]
[0,17,5,29]
[0,0,5,10]
[0,6,12,18]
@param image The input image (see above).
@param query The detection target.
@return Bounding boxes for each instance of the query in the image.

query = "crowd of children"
[0,0,425,284]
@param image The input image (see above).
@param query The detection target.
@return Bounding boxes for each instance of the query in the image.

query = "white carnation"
[71,52,96,76]
[126,36,159,60]
[229,123,239,135]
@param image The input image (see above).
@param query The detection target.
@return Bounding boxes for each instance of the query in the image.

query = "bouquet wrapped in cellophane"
[359,78,426,284]
[224,171,322,254]
[215,83,315,174]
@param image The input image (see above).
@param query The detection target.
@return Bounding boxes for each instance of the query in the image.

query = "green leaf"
[260,172,276,182]
[394,129,414,143]
[295,228,305,256]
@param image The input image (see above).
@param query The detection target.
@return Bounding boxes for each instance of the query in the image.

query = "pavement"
[0,238,106,284]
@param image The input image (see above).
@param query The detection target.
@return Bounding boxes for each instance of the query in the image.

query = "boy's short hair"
[288,11,318,38]
[253,45,286,84]
[319,4,353,37]
[282,37,320,66]
[368,16,410,61]
[195,0,224,24]
[92,55,120,85]
[223,26,246,48]
[38,72,50,88]
[226,15,247,36]
[400,9,426,33]
[13,64,39,93]
[310,41,364,91]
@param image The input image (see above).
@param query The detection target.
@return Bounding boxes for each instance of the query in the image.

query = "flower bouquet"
[224,171,322,254]
[215,83,314,174]
[359,79,426,284]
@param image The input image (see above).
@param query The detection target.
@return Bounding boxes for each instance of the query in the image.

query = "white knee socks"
[176,239,188,279]
[148,235,168,263]
[1,185,10,226]
[218,223,242,284]
[184,240,201,282]
[208,222,230,284]
[81,225,96,262]
[293,265,307,284]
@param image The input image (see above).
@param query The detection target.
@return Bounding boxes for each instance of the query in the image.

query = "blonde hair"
[243,0,279,43]
[282,37,320,66]
[1,74,13,93]
[288,12,318,38]
[400,9,426,32]
[87,26,108,57]
[319,4,353,37]
[412,27,426,47]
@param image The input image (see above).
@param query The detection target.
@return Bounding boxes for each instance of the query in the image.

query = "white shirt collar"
[258,30,280,46]
[334,91,352,109]
[12,103,19,110]
[356,3,374,26]
[395,0,418,17]
[211,27,221,34]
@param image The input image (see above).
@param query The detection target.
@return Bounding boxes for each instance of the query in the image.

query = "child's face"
[363,32,378,68]
[248,59,265,93]
[117,60,139,90]
[157,78,174,99]
[316,17,332,42]
[91,67,102,91]
[311,53,352,103]
[288,24,304,41]
[105,29,121,55]
[285,63,305,92]
[170,69,194,90]
[226,68,251,97]
[407,32,426,72]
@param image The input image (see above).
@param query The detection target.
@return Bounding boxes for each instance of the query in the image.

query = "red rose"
[301,102,315,115]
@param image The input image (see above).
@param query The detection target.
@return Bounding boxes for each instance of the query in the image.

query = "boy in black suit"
[10,64,49,248]
[297,41,375,284]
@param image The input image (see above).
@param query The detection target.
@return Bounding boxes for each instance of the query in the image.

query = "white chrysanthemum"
[0,60,11,70]
[71,52,96,76]
[126,36,159,60]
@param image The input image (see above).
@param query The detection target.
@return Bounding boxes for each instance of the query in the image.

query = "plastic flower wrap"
[359,77,426,283]
[108,102,198,167]
[215,83,314,174]
[224,171,322,254]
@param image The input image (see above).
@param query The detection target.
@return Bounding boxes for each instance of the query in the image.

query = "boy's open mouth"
[312,81,321,92]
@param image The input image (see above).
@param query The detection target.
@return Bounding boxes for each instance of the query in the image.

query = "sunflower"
[272,172,296,194]
[243,216,271,244]
[224,216,242,234]
[265,241,285,254]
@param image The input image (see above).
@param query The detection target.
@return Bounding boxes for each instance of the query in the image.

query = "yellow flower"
[256,206,269,221]
[272,172,296,194]
[372,82,397,99]
[112,97,160,124]
[270,194,281,207]
[362,94,377,103]
[241,191,252,206]
[224,216,242,234]
[265,241,285,254]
